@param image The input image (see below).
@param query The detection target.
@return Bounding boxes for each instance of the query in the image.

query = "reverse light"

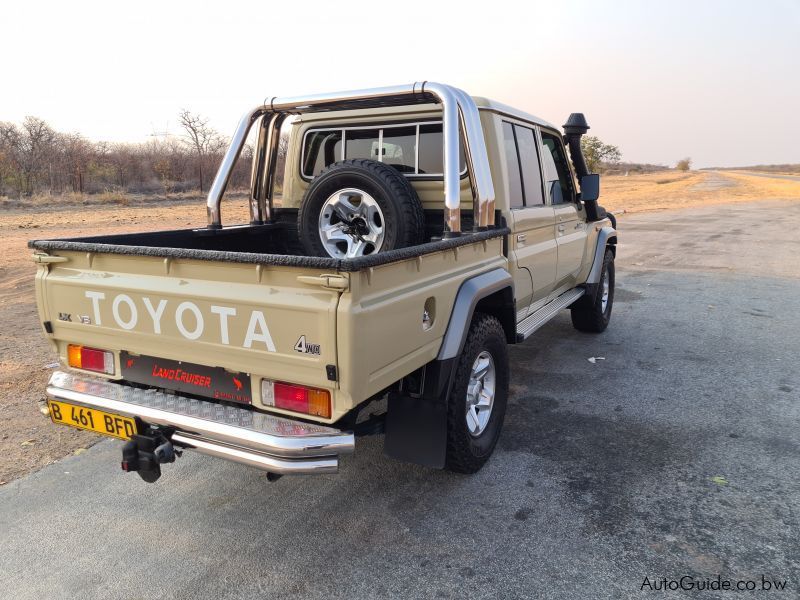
[261,380,331,419]
[67,344,115,375]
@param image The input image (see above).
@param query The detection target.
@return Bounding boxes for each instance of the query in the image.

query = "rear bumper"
[46,371,354,475]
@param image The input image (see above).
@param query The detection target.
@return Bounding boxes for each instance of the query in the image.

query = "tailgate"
[34,251,344,411]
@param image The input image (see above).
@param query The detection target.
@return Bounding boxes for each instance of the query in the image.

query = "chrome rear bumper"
[46,371,354,475]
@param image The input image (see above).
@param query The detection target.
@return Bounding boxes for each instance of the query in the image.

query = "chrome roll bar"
[206,82,496,237]
[249,113,286,224]
[207,107,263,229]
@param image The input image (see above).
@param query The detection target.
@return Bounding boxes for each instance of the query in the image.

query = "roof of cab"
[293,93,560,132]
[471,96,559,131]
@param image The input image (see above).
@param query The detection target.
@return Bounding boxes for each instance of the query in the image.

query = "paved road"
[2,200,799,599]
[691,171,737,191]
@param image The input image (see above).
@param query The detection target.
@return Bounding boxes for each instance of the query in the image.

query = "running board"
[516,288,585,341]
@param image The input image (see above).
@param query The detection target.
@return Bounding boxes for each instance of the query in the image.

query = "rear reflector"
[262,380,331,418]
[67,344,114,375]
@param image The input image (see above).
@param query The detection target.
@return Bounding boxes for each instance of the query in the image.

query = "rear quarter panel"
[336,237,508,408]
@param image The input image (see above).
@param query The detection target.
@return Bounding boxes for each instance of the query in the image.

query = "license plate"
[47,399,137,440]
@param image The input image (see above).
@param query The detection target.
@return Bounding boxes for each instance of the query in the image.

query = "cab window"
[382,126,416,173]
[540,130,576,204]
[302,130,342,177]
[302,122,465,178]
[345,129,380,163]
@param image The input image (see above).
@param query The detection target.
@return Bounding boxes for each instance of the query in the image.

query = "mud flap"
[384,358,455,469]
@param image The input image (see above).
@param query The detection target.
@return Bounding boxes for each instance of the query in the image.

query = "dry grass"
[602,171,800,214]
[722,171,800,196]
[0,189,249,210]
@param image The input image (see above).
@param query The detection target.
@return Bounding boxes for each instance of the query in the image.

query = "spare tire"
[298,159,424,258]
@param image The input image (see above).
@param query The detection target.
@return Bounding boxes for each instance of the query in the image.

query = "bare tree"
[178,110,225,193]
[0,123,17,195]
[0,115,247,200]
[0,117,57,197]
[59,132,92,193]
[154,158,173,198]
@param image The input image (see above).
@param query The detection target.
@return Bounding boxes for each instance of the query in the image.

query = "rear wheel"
[445,313,509,474]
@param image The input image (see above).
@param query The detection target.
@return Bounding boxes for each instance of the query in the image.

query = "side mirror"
[580,174,600,202]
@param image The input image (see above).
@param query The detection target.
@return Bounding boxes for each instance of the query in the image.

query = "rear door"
[540,128,589,289]
[502,121,557,321]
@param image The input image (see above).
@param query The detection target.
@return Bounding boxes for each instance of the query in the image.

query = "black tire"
[445,313,509,474]
[298,159,424,258]
[571,248,615,333]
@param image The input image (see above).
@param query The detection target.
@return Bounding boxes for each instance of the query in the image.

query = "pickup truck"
[30,82,617,483]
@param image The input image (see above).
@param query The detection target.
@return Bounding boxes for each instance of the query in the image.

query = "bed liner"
[29,223,509,273]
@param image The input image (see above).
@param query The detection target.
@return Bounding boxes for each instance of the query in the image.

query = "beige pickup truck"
[30,83,617,483]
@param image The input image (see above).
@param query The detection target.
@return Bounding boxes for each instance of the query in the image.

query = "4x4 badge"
[294,335,321,356]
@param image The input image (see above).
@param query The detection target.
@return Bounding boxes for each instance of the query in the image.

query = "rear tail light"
[261,380,331,418]
[67,344,115,375]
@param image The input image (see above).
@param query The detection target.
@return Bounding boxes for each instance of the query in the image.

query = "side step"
[516,288,585,341]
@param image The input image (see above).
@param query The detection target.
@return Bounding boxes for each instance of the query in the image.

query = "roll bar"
[206,82,496,237]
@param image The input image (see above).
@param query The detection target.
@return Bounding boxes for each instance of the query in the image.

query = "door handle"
[516,234,527,243]
[557,225,565,232]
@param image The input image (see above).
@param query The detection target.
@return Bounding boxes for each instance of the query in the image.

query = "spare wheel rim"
[318,188,385,258]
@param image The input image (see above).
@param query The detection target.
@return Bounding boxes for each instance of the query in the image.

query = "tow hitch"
[121,426,179,483]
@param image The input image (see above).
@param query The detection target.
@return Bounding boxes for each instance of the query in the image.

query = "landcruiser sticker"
[121,352,252,403]
[82,291,276,351]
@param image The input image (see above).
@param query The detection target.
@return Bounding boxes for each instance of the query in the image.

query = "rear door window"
[514,125,545,206]
[502,122,524,209]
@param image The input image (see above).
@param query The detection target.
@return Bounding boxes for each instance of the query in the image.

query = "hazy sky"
[3,0,798,168]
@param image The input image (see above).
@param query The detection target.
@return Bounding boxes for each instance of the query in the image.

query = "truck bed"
[29,209,503,272]
[30,214,510,426]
